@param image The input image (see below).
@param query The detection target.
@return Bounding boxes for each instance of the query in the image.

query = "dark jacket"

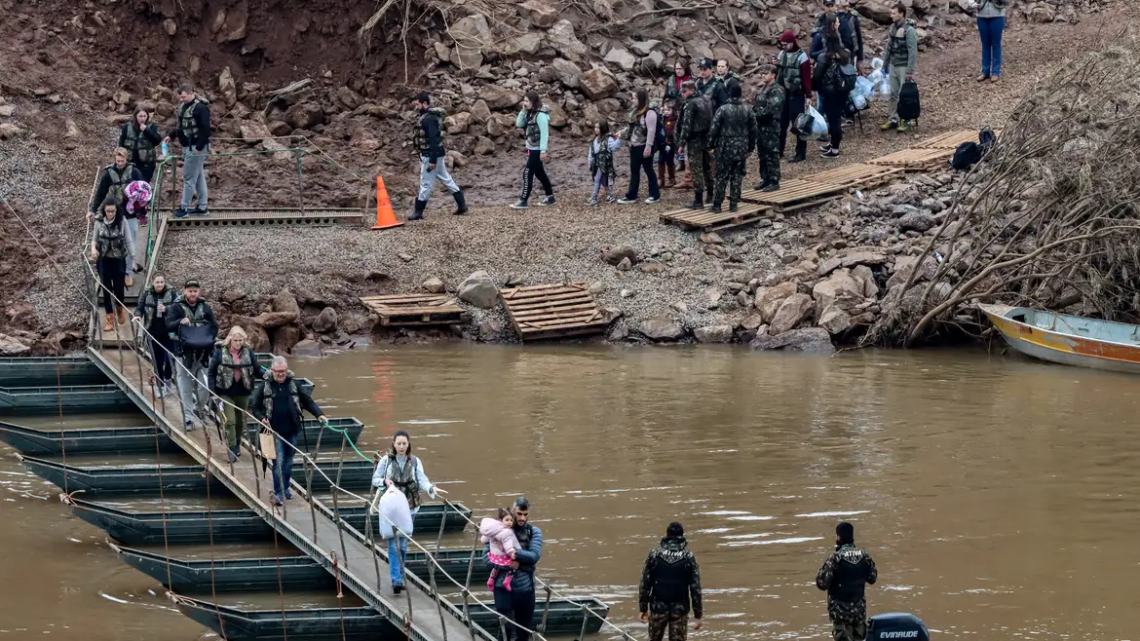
[812,50,850,96]
[485,522,543,593]
[249,372,324,439]
[695,76,727,113]
[118,121,163,167]
[415,108,446,160]
[134,286,177,332]
[207,344,265,396]
[816,543,878,623]
[812,13,863,64]
[165,296,218,338]
[167,97,212,151]
[90,164,142,215]
[639,536,702,618]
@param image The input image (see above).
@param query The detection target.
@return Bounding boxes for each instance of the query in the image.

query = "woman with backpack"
[617,88,661,205]
[974,0,1008,83]
[813,14,852,158]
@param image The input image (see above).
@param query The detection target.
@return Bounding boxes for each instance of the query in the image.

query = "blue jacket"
[486,523,543,593]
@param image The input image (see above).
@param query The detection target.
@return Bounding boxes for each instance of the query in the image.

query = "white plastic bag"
[854,76,874,99]
[796,105,828,141]
[851,94,868,111]
[375,485,414,540]
[871,57,884,72]
[879,79,892,99]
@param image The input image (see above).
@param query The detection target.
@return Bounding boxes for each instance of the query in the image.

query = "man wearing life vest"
[163,84,212,218]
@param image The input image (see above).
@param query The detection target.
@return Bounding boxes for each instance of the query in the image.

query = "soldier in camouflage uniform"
[816,522,878,641]
[639,522,703,641]
[708,80,757,214]
[676,81,714,210]
[752,65,785,192]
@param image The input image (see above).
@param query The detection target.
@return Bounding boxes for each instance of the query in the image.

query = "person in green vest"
[163,83,212,218]
[250,356,327,506]
[118,107,162,185]
[370,430,447,594]
[88,147,142,287]
[881,3,919,132]
[208,326,266,462]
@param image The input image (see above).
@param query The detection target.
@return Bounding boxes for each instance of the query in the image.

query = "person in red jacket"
[775,30,814,163]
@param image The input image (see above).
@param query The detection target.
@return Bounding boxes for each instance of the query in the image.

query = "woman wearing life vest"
[617,88,662,205]
[370,430,447,594]
[90,196,134,332]
[208,326,266,462]
[89,148,142,287]
[119,107,162,185]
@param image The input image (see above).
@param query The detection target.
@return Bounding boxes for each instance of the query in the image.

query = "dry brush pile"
[865,30,1140,347]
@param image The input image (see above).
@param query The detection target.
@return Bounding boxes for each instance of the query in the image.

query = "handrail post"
[295,150,305,214]
[302,424,325,544]
[330,438,350,568]
[537,585,553,634]
[576,605,589,641]
[462,531,480,641]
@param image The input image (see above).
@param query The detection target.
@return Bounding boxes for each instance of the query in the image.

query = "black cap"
[184,279,200,288]
[414,92,430,104]
[698,58,714,70]
[666,521,684,537]
[836,521,855,544]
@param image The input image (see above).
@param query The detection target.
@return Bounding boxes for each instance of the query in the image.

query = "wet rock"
[694,324,734,343]
[580,68,619,100]
[252,311,298,329]
[739,313,765,331]
[755,281,797,323]
[749,327,835,354]
[603,244,638,266]
[291,338,323,358]
[607,322,629,341]
[478,316,505,341]
[271,325,302,355]
[768,293,813,335]
[478,85,522,111]
[457,271,499,308]
[285,102,324,130]
[521,0,560,28]
[817,306,852,336]
[639,316,685,341]
[312,307,338,333]
[551,59,582,88]
[0,333,31,356]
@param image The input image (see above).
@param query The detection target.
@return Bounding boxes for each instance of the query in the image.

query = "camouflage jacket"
[677,94,712,144]
[638,536,702,618]
[752,83,786,135]
[816,544,878,623]
[709,97,757,161]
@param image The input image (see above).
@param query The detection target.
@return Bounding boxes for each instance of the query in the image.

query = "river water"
[3,345,1139,640]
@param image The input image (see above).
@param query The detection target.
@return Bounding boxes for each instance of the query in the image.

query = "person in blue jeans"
[249,356,327,506]
[163,84,212,218]
[975,0,1008,83]
[371,430,447,594]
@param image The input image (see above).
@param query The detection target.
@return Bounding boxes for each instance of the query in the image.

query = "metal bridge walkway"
[86,345,494,641]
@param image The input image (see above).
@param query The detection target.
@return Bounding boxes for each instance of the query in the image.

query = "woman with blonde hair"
[207,325,265,462]
[89,148,143,285]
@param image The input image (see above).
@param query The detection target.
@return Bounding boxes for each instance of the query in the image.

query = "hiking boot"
[124,275,134,288]
[685,191,704,210]
[103,312,114,332]
[174,207,189,219]
[644,196,660,204]
[881,119,898,131]
[452,190,468,215]
[509,199,529,210]
[408,198,426,221]
[537,195,556,206]
[116,306,128,325]
[761,181,781,192]
[897,120,912,133]
[728,203,738,213]
[393,584,404,595]
[709,203,723,214]
[821,148,841,159]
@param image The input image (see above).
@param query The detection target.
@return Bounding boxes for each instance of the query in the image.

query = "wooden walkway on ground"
[913,129,996,149]
[803,163,903,190]
[359,294,469,327]
[740,179,847,212]
[868,147,955,171]
[166,207,363,228]
[86,346,494,641]
[659,203,772,232]
[500,284,609,341]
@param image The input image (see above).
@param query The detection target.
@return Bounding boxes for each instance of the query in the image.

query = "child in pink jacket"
[480,508,519,591]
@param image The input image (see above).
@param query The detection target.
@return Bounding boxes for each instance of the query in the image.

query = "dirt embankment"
[0,0,1128,354]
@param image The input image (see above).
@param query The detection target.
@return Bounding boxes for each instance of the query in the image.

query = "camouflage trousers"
[713,155,747,207]
[757,129,781,186]
[831,618,867,641]
[684,137,711,193]
[647,612,688,641]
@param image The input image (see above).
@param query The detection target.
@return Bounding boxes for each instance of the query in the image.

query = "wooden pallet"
[802,163,903,190]
[499,283,609,341]
[913,129,999,149]
[659,203,772,232]
[868,147,954,172]
[359,294,469,327]
[740,179,847,213]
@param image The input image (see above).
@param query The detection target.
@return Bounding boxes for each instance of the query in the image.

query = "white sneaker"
[645,197,660,204]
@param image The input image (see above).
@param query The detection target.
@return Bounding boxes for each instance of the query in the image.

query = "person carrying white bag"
[370,430,447,594]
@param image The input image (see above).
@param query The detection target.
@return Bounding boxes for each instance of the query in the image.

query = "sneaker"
[728,203,738,213]
[897,120,912,133]
[821,148,841,159]
[190,206,209,216]
[393,584,404,595]
[819,143,832,153]
[537,195,556,206]
[227,450,239,464]
[284,489,294,500]
[644,196,659,204]
[789,155,806,164]
[586,198,598,207]
[509,199,529,210]
[606,195,617,204]
[616,198,638,205]
[881,119,898,131]
[184,420,196,432]
[174,207,189,219]
[272,493,283,506]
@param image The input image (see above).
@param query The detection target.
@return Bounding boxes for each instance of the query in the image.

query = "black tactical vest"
[828,548,874,603]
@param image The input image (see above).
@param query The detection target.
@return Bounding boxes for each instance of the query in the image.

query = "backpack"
[650,108,667,151]
[979,126,996,153]
[839,63,858,94]
[950,142,982,170]
[897,80,921,121]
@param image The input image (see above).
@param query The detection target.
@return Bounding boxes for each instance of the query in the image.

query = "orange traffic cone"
[371,176,404,230]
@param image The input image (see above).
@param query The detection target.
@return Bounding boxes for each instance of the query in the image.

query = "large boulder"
[898,210,937,233]
[857,0,894,24]
[520,0,560,28]
[580,68,619,100]
[551,58,582,89]
[603,244,638,266]
[546,101,569,129]
[603,46,638,72]
[450,14,492,68]
[273,290,302,318]
[693,324,734,343]
[291,339,323,358]
[312,307,338,333]
[479,85,523,111]
[755,281,798,323]
[812,268,864,317]
[817,306,852,336]
[251,310,298,329]
[750,328,835,354]
[769,293,813,335]
[639,316,685,341]
[457,271,499,308]
[270,325,302,355]
[285,102,324,130]
[545,20,588,60]
[0,333,31,356]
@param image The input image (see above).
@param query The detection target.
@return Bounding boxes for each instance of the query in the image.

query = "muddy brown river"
[3,345,1139,640]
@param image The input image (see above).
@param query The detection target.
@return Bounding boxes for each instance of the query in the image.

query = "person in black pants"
[813,14,850,159]
[617,88,661,205]
[510,91,556,210]
[486,497,543,641]
[134,273,177,397]
[89,197,134,332]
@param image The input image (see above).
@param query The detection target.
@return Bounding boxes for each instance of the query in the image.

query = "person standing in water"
[816,521,878,641]
[371,430,447,594]
[639,521,703,641]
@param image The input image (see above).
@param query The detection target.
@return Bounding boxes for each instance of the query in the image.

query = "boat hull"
[980,304,1140,374]
[0,356,109,386]
[0,384,135,414]
[175,596,398,641]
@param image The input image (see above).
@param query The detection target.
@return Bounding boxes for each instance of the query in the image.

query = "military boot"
[709,202,723,214]
[685,191,704,210]
[452,190,468,216]
[761,181,780,192]
[408,198,426,221]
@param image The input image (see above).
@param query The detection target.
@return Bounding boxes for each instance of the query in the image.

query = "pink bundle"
[124,181,152,216]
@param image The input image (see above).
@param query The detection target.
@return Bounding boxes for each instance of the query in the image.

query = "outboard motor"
[867,613,929,641]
